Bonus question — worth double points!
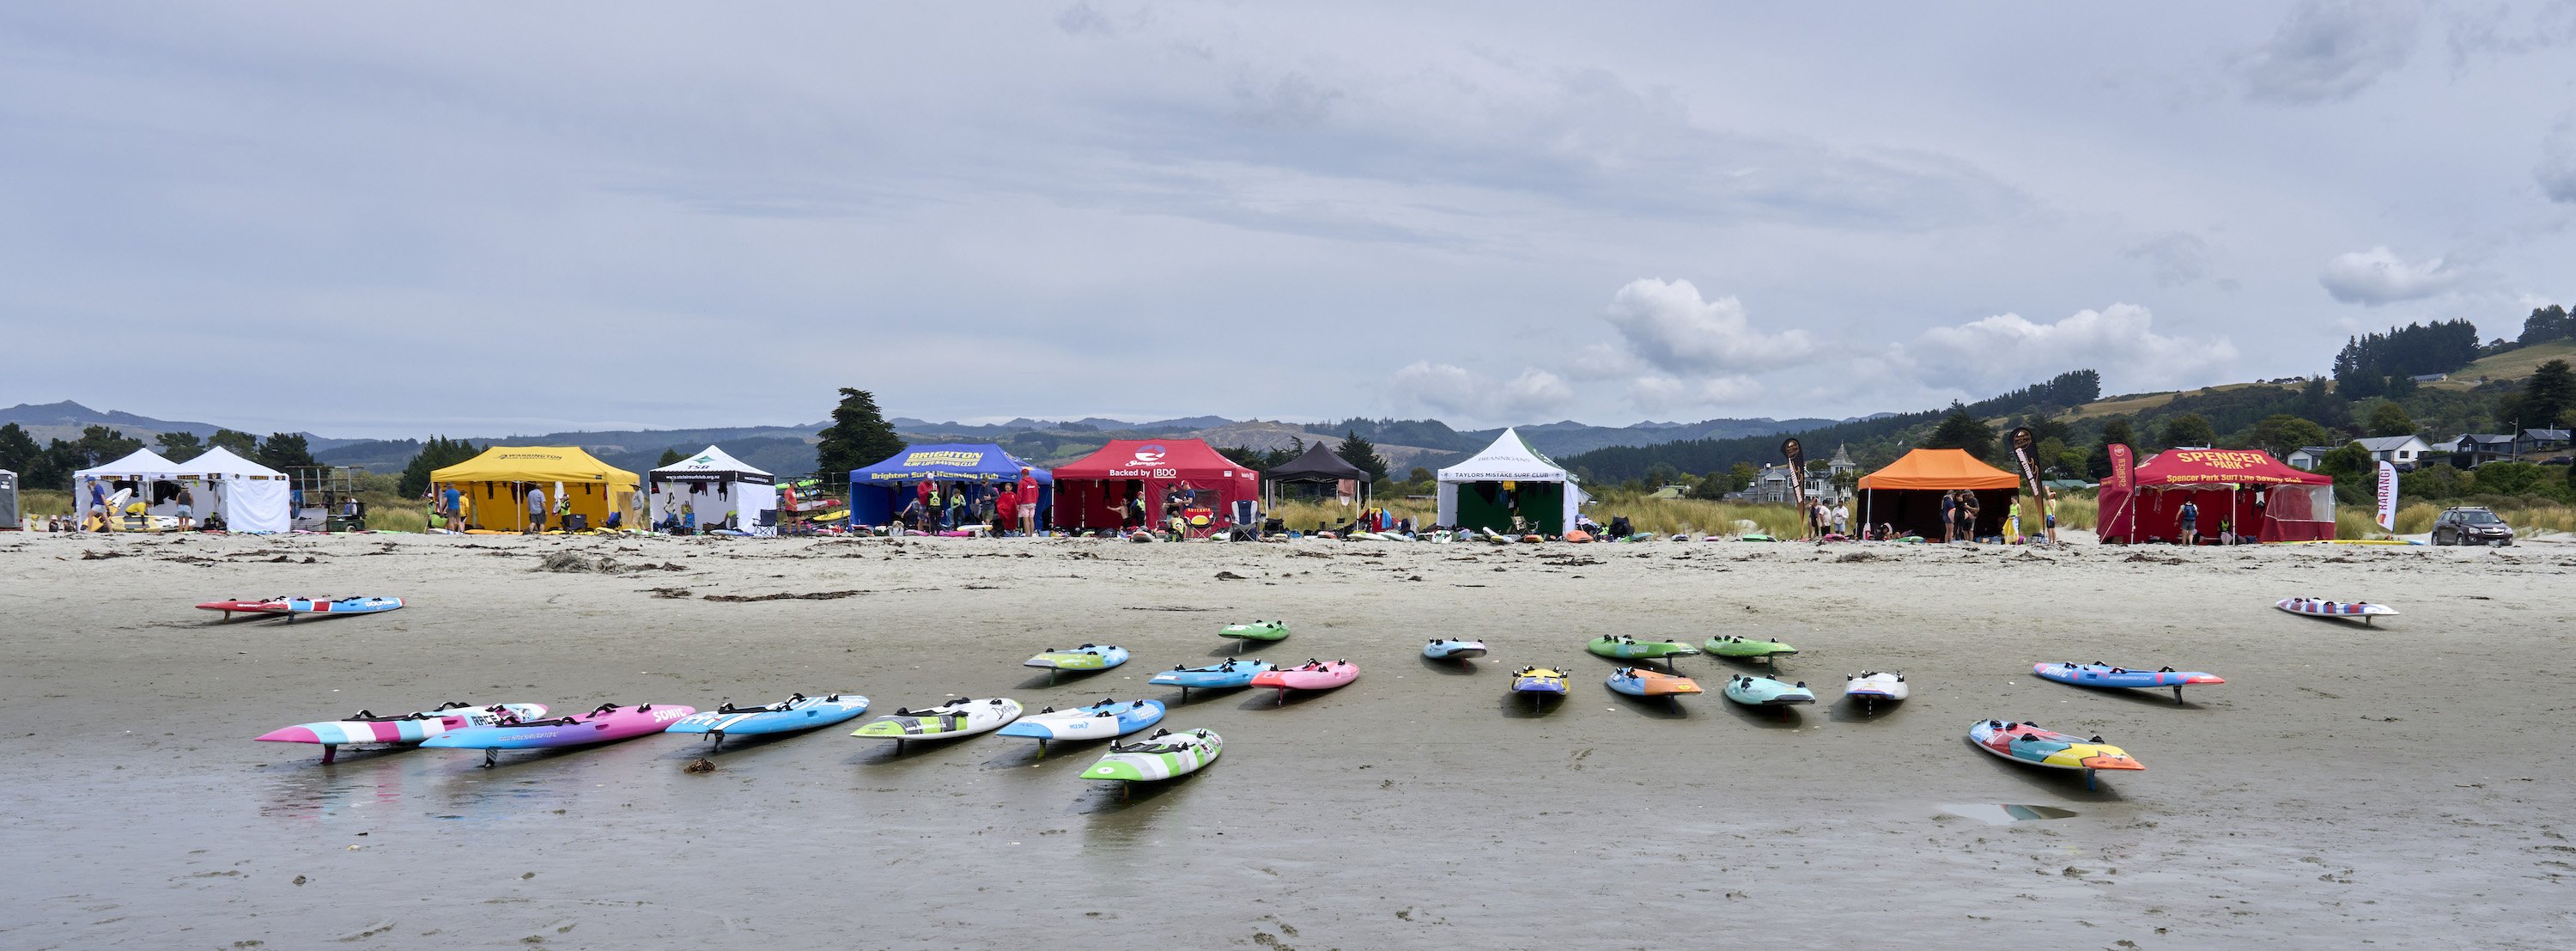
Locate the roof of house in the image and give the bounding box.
[2524,428,2571,441]
[2291,445,2337,457]
[2459,433,2518,446]
[2351,436,2427,452]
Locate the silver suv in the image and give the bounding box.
[2431,507,2512,546]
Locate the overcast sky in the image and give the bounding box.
[6,2,2573,437]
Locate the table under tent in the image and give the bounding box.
[848,443,1054,531]
[1855,448,2020,541]
[1436,427,1588,535]
[1262,442,1370,509]
[648,445,779,536]
[2097,449,2333,544]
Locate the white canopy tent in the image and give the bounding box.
[1435,427,1589,534]
[0,468,19,529]
[648,445,778,536]
[71,448,179,527]
[70,447,294,533]
[176,448,295,533]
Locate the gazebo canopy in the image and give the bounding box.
[1856,449,2020,491]
[1267,442,1369,482]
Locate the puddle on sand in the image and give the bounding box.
[1941,803,2079,825]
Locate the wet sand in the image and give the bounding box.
[1,531,2571,949]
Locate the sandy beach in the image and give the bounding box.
[2,530,2571,948]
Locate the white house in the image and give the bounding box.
[2351,435,2432,470]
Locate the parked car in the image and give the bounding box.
[2430,507,2513,546]
[2543,456,2573,466]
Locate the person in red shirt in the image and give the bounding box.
[1016,467,1042,534]
[994,482,1018,535]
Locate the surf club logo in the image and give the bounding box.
[1127,444,1169,466]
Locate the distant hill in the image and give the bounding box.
[0,400,363,451]
[2431,338,2576,391]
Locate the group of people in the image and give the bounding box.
[77,479,209,533]
[1801,497,1852,539]
[894,467,1044,535]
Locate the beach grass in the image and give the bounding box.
[21,489,70,516]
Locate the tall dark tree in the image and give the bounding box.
[1922,407,1995,460]
[208,429,259,456]
[2159,412,2216,449]
[2087,417,2137,478]
[657,447,689,467]
[2522,359,2574,431]
[1334,430,1389,483]
[0,424,45,485]
[2520,304,2570,345]
[257,432,316,470]
[816,388,906,476]
[155,430,205,458]
[399,436,483,497]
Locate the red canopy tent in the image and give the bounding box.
[1051,439,1261,532]
[2099,449,2334,544]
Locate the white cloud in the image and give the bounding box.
[1601,278,1818,375]
[2236,0,2421,104]
[1905,303,2237,394]
[2318,246,2469,304]
[2540,114,2576,204]
[1389,362,1574,422]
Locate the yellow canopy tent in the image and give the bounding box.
[431,446,639,532]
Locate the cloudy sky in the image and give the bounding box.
[5,2,2573,437]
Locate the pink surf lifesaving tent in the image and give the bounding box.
[1051,439,1260,531]
[2099,448,2334,544]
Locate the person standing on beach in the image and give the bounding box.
[1832,501,1849,537]
[1938,491,1958,543]
[1961,491,1982,542]
[2177,498,2198,546]
[175,485,194,532]
[440,485,462,531]
[994,481,1018,535]
[526,485,547,533]
[1017,466,1041,535]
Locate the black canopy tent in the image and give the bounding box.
[1263,442,1371,509]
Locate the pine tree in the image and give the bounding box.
[400,436,483,497]
[657,448,688,467]
[2087,418,2137,478]
[1334,430,1389,482]
[0,424,42,482]
[816,388,906,476]
[208,429,259,456]
[257,432,316,470]
[1923,408,1995,459]
[2524,359,2573,431]
[155,431,205,458]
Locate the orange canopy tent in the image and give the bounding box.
[1856,448,2020,540]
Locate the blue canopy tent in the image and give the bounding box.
[849,443,1054,529]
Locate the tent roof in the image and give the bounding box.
[431,446,639,487]
[1856,448,2020,491]
[1266,442,1370,482]
[73,448,181,479]
[1053,439,1256,481]
[652,444,772,483]
[853,442,1053,484]
[176,447,284,479]
[2133,448,2328,487]
[1438,428,1570,483]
